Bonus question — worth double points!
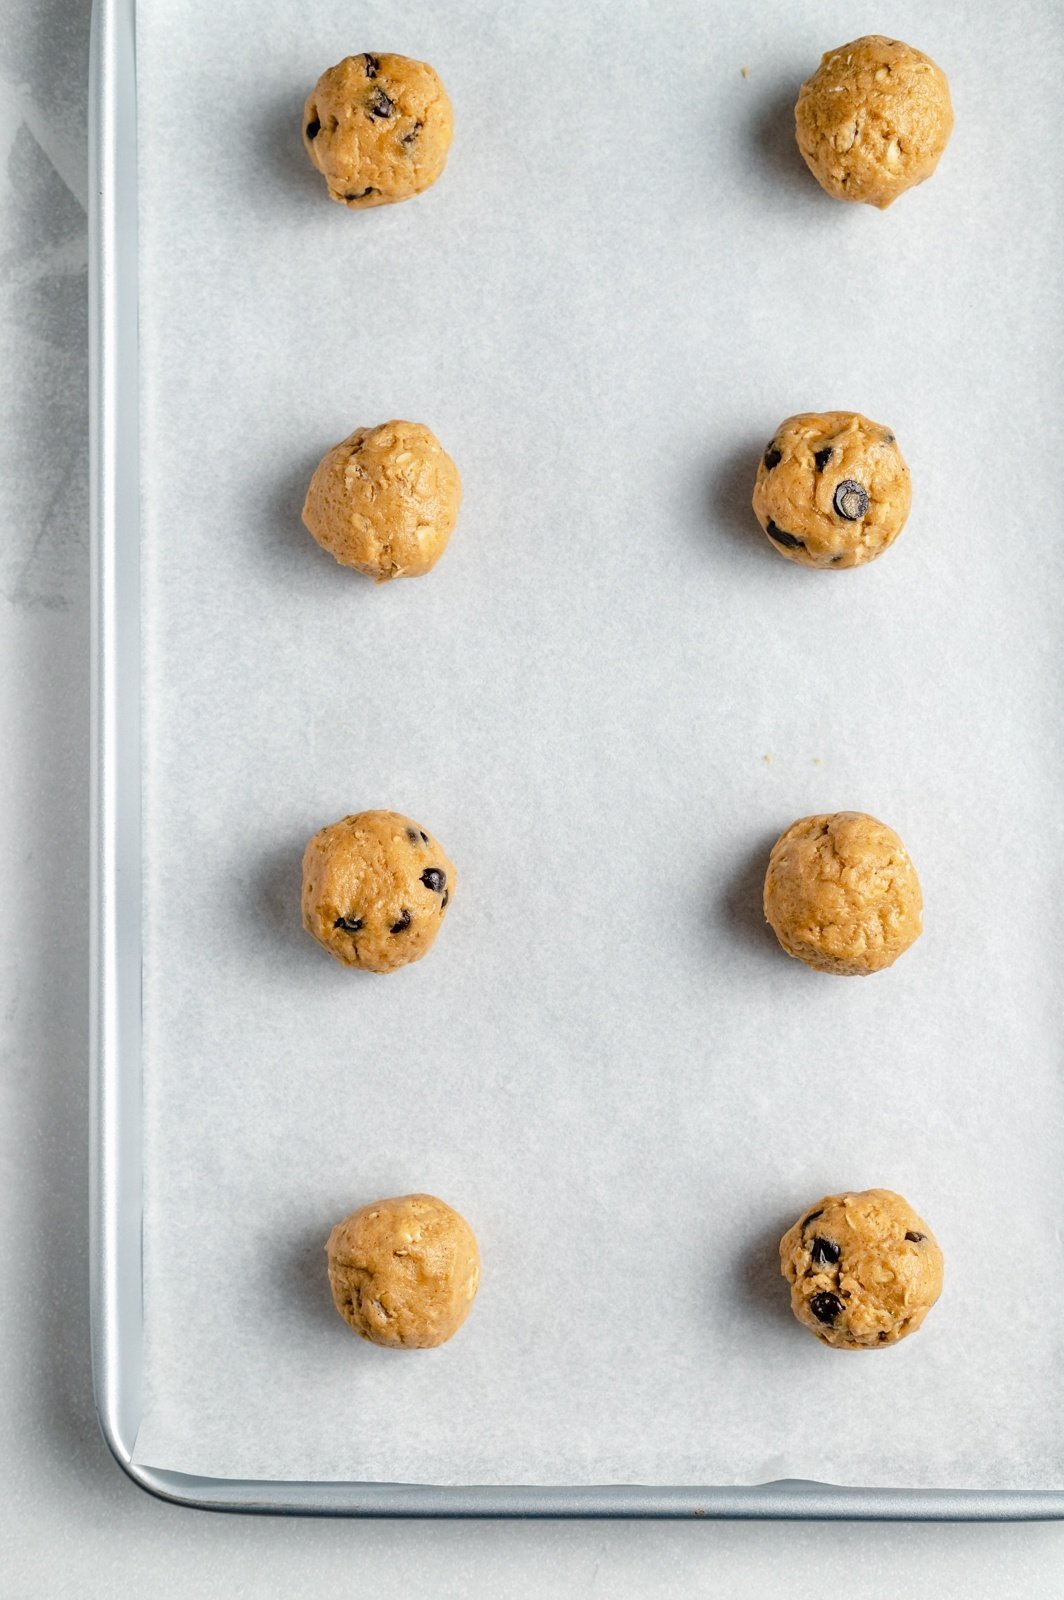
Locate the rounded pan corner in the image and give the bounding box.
[93,1422,185,1510]
[88,1384,276,1515]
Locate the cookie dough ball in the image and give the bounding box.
[764,812,922,975]
[752,412,911,569]
[303,53,453,208]
[780,1189,943,1348]
[302,421,461,581]
[302,810,455,974]
[327,1193,480,1348]
[795,37,953,209]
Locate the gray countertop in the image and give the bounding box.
[1,1,1061,1590]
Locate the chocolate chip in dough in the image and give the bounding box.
[766,519,806,550]
[833,480,869,521]
[810,1291,843,1325]
[368,87,395,119]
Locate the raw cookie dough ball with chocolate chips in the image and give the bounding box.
[780,1189,944,1348]
[326,1193,480,1348]
[795,36,953,209]
[303,52,453,208]
[301,810,455,974]
[752,412,910,568]
[764,812,922,975]
[302,420,461,581]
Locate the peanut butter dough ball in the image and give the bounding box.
[302,420,461,581]
[763,812,922,975]
[752,412,911,569]
[795,36,953,209]
[303,52,453,208]
[301,810,455,974]
[780,1189,943,1348]
[326,1193,480,1348]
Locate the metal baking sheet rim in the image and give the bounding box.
[86,0,1064,1520]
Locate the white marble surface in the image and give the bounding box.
[2,0,1063,1591]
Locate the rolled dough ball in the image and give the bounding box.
[303,52,453,208]
[302,420,461,581]
[326,1193,480,1348]
[301,810,455,974]
[780,1189,943,1348]
[763,811,922,975]
[752,412,911,569]
[795,36,953,209]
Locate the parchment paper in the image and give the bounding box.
[131,0,1064,1486]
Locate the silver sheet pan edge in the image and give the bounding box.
[87,0,1064,1519]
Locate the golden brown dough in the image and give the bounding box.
[327,1193,480,1348]
[763,812,922,975]
[302,420,461,582]
[301,810,455,974]
[795,36,953,209]
[752,412,910,569]
[780,1189,943,1348]
[303,53,453,208]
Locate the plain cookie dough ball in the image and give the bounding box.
[752,412,911,569]
[326,1193,480,1348]
[764,812,922,975]
[302,421,461,581]
[302,810,455,974]
[303,52,453,208]
[795,36,953,209]
[780,1189,943,1348]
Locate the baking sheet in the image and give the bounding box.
[130,0,1064,1488]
